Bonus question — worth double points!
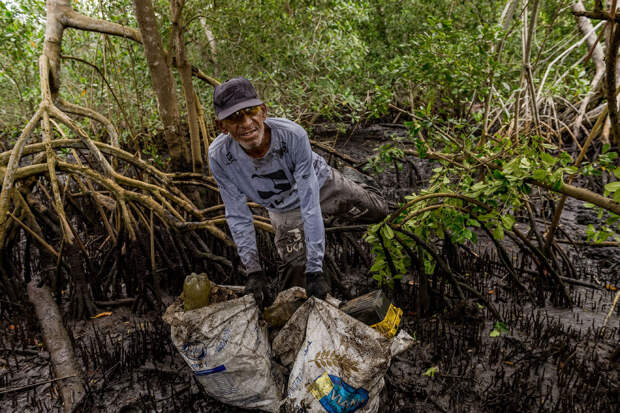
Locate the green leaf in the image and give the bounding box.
[370,258,385,273]
[380,225,394,240]
[501,215,515,230]
[532,169,547,181]
[541,152,556,167]
[494,321,509,332]
[493,170,505,180]
[604,181,620,195]
[519,157,531,169]
[492,225,504,240]
[614,167,620,179]
[424,366,439,377]
[489,329,500,337]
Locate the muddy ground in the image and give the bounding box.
[0,124,618,412]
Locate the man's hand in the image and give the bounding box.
[306,271,330,299]
[244,271,271,308]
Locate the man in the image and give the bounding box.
[209,77,387,308]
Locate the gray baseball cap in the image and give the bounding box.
[213,77,263,120]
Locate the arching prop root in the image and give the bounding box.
[0,53,274,318]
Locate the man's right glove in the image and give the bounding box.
[306,271,330,299]
[244,270,270,308]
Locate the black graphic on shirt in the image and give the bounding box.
[274,142,288,158]
[225,151,236,165]
[251,169,292,200]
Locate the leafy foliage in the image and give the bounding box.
[0,0,591,138]
[365,113,619,285]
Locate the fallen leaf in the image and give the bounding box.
[488,289,495,295]
[606,284,617,291]
[424,366,439,377]
[504,361,514,366]
[91,312,112,319]
[8,325,15,331]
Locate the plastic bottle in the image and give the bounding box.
[183,272,211,311]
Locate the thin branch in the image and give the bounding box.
[391,226,465,300]
[0,375,77,396]
[572,10,620,23]
[7,211,59,258]
[63,9,142,42]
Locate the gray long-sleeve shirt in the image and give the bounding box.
[208,118,331,274]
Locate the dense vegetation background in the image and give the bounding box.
[0,0,589,137]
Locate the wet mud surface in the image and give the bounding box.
[1,124,618,412]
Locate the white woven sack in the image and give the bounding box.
[272,297,414,413]
[163,294,284,412]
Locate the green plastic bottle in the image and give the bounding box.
[183,273,211,311]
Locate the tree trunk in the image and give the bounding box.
[572,0,606,138]
[200,17,219,77]
[132,0,190,171]
[607,3,620,144]
[171,0,203,172]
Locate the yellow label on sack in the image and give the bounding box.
[370,303,402,338]
[310,372,334,400]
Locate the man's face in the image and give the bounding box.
[219,104,268,153]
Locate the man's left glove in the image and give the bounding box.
[306,271,330,299]
[244,270,271,309]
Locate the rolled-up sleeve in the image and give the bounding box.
[209,156,261,274]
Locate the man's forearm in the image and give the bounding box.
[228,217,261,274]
[297,173,325,273]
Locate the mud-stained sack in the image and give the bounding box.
[272,297,414,413]
[163,294,284,412]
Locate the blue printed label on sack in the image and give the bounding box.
[180,341,207,360]
[310,373,369,413]
[194,365,226,376]
[215,328,231,352]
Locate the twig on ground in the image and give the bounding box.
[0,374,76,396]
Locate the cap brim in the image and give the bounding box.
[217,99,263,120]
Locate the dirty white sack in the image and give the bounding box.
[273,297,414,412]
[163,294,284,412]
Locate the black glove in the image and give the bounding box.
[244,271,271,308]
[306,271,330,299]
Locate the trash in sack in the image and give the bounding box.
[163,282,285,412]
[272,297,415,413]
[264,287,307,328]
[265,288,401,339]
[339,290,402,338]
